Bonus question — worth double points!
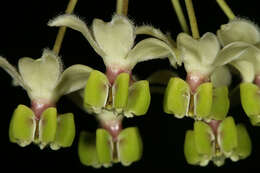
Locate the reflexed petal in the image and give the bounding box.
[214,41,260,75]
[18,49,62,100]
[48,14,105,57]
[9,105,36,147]
[127,38,177,68]
[163,77,190,118]
[0,57,29,90]
[230,60,255,83]
[54,64,92,101]
[135,25,181,66]
[217,18,260,46]
[135,25,170,43]
[117,127,143,166]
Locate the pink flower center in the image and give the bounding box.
[207,119,222,137]
[186,71,209,94]
[105,66,132,85]
[31,99,56,120]
[254,74,260,87]
[100,120,122,142]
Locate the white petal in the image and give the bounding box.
[92,15,134,60]
[214,42,260,71]
[0,57,29,90]
[217,18,260,46]
[48,14,105,57]
[177,32,220,74]
[210,66,232,87]
[135,25,170,43]
[126,38,177,68]
[18,49,62,100]
[135,25,182,66]
[53,64,92,101]
[230,60,255,83]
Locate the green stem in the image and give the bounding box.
[53,0,78,54]
[171,0,189,34]
[216,0,235,20]
[116,0,129,16]
[184,0,199,39]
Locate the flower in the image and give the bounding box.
[48,14,180,84]
[213,18,260,125]
[0,49,92,148]
[214,18,260,84]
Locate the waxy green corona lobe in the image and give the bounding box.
[164,77,229,121]
[1,0,260,169]
[9,105,75,149]
[78,127,142,167]
[84,70,151,117]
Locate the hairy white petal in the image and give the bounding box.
[135,25,170,43]
[217,18,260,46]
[0,57,29,90]
[214,42,260,77]
[53,64,92,101]
[18,49,61,100]
[48,14,106,57]
[177,32,220,74]
[126,38,176,68]
[92,15,134,60]
[230,60,255,83]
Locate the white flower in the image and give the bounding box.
[0,49,92,103]
[214,18,260,83]
[48,14,179,83]
[177,32,221,76]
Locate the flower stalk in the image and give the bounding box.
[216,0,235,20]
[184,0,199,39]
[53,0,78,54]
[116,0,129,16]
[171,0,189,34]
